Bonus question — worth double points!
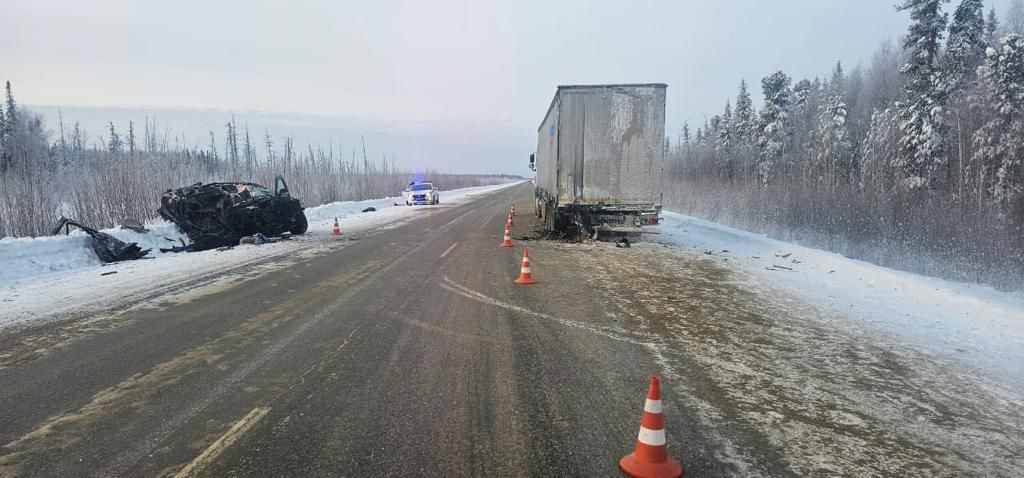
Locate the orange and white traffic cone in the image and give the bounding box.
[332,217,341,236]
[620,376,684,478]
[500,228,514,248]
[514,249,536,284]
[506,213,514,228]
[510,205,516,217]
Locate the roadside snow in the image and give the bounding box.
[656,211,1024,386]
[0,182,518,330]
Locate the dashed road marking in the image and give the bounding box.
[440,242,459,258]
[174,406,269,478]
[476,215,493,232]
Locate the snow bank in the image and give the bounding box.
[656,211,1024,385]
[0,221,188,284]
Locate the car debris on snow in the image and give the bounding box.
[51,217,151,263]
[120,218,149,233]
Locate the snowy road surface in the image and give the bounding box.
[0,183,1021,476]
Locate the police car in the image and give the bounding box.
[403,181,440,205]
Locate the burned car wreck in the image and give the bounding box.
[158,176,308,251]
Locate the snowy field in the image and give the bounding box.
[656,211,1024,388]
[0,182,518,330]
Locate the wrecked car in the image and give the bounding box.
[52,217,151,263]
[157,176,307,251]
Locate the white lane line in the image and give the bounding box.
[174,406,270,478]
[440,242,459,258]
[476,215,493,232]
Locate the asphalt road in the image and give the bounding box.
[0,184,716,477]
[7,183,1019,477]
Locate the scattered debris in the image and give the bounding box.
[615,237,631,248]
[100,271,118,276]
[775,252,792,259]
[772,264,794,271]
[751,255,761,259]
[157,176,307,251]
[51,217,151,263]
[159,238,192,254]
[361,207,377,213]
[120,218,149,233]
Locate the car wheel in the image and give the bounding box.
[290,212,308,235]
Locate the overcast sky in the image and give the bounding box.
[2,0,1013,175]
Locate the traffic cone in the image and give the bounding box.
[514,249,537,284]
[620,376,684,478]
[506,213,514,228]
[332,217,341,236]
[500,228,514,248]
[511,205,516,216]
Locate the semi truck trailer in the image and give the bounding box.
[530,83,667,240]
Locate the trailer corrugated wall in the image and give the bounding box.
[535,95,560,201]
[557,84,666,206]
[535,84,666,209]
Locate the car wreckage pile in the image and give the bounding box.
[54,176,308,264]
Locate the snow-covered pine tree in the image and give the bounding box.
[862,108,902,192]
[896,0,950,190]
[718,101,733,180]
[817,83,855,186]
[791,78,819,178]
[945,0,986,92]
[986,7,1001,46]
[972,34,1024,212]
[733,80,756,178]
[107,122,122,155]
[757,71,792,187]
[944,0,986,194]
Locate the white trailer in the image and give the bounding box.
[530,84,667,239]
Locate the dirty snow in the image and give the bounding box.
[0,182,518,330]
[656,211,1024,388]
[562,239,1024,476]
